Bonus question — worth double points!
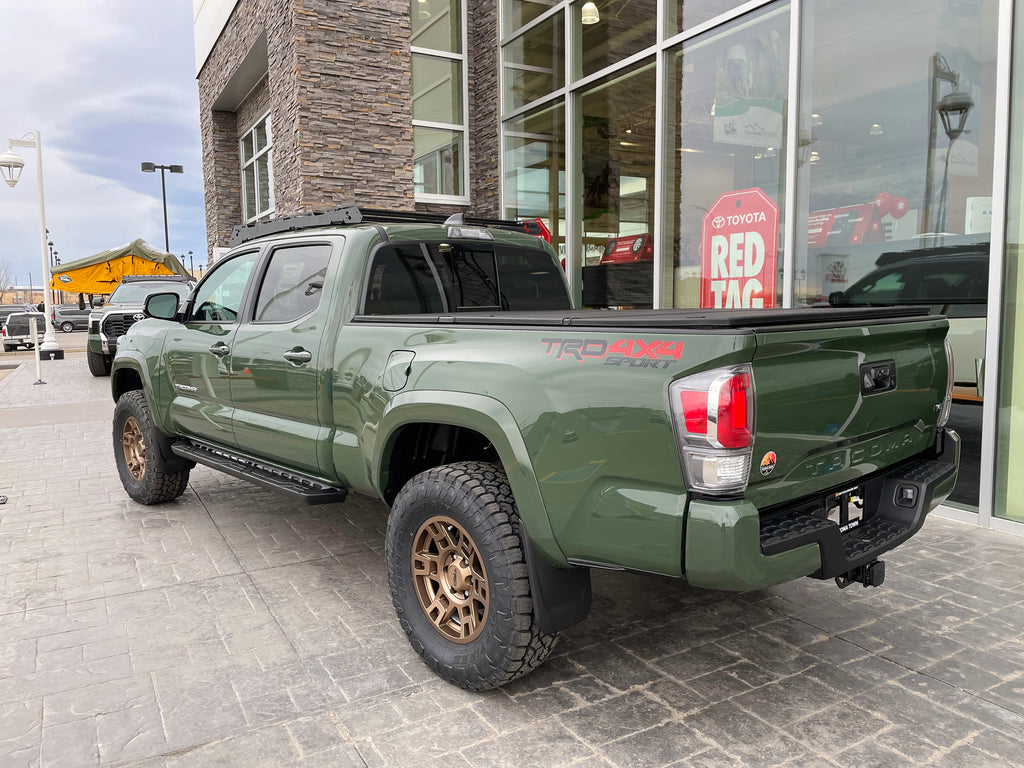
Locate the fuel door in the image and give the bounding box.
[383,350,416,392]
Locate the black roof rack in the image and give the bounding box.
[874,241,989,267]
[121,274,192,283]
[228,206,546,247]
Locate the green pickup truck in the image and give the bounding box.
[110,207,959,690]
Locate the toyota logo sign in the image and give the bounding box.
[132,313,145,321]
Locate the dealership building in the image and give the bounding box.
[193,0,1023,532]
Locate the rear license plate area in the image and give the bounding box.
[826,486,864,534]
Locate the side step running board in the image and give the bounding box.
[171,440,348,505]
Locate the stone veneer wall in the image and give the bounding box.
[199,0,498,251]
[291,0,415,214]
[198,0,300,254]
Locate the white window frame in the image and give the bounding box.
[412,1,471,205]
[240,110,275,223]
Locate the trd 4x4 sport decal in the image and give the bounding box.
[541,337,683,368]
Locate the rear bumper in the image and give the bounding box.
[683,429,960,591]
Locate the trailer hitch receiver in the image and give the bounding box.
[835,559,885,589]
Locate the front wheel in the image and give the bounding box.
[386,461,557,690]
[87,348,111,376]
[112,390,190,504]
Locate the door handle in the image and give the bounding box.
[283,350,312,364]
[209,343,230,357]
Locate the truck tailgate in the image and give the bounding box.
[745,314,949,510]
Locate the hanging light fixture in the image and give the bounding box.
[581,1,600,25]
[936,90,974,141]
[869,122,884,136]
[0,150,25,188]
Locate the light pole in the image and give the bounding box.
[140,162,183,252]
[0,132,59,353]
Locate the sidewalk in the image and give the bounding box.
[1,358,1023,767]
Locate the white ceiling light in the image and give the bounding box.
[581,2,600,25]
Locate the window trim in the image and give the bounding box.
[240,110,275,224]
[412,1,471,205]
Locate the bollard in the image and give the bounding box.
[29,316,45,385]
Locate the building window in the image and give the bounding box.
[412,0,469,202]
[240,113,274,223]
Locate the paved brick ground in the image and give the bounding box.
[1,358,1023,767]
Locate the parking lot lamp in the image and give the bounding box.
[0,132,59,352]
[141,162,184,252]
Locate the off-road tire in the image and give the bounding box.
[112,390,190,504]
[60,321,74,333]
[386,461,558,690]
[2,344,12,352]
[87,348,111,377]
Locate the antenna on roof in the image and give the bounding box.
[444,213,465,226]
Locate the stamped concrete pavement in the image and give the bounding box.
[1,356,1023,767]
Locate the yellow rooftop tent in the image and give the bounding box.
[48,238,190,294]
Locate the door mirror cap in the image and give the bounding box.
[144,292,181,321]
[828,291,844,306]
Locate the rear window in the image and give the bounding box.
[362,242,569,314]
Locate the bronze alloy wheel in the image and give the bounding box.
[411,515,489,643]
[121,415,147,482]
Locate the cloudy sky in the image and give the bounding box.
[0,0,205,292]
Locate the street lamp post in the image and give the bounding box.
[140,162,183,252]
[0,131,59,354]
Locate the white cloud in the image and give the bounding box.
[0,0,206,290]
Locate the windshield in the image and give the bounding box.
[108,282,191,303]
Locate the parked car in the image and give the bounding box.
[829,245,988,388]
[2,311,46,351]
[109,205,958,691]
[87,275,194,376]
[51,305,92,333]
[0,303,36,327]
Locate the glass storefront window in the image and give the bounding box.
[576,0,657,79]
[411,0,461,53]
[796,0,997,509]
[664,4,789,309]
[504,103,566,256]
[505,0,558,34]
[665,0,754,39]
[579,62,657,308]
[996,1,1024,524]
[503,13,565,112]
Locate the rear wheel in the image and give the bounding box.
[60,321,74,333]
[87,348,111,376]
[386,461,557,690]
[113,390,190,504]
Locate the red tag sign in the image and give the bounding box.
[700,188,780,309]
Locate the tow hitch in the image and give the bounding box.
[835,559,885,589]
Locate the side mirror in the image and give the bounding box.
[145,292,181,320]
[828,291,844,306]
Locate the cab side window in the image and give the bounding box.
[363,246,444,314]
[254,243,332,323]
[190,251,259,322]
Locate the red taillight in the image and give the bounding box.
[520,218,552,243]
[717,373,752,449]
[680,391,708,434]
[669,365,756,494]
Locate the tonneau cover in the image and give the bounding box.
[353,306,935,331]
